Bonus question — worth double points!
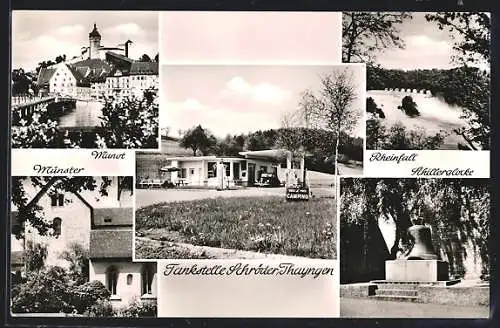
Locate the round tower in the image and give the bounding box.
[88,23,101,59]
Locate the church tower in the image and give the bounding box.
[88,23,101,59]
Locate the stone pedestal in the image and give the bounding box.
[386,260,449,282]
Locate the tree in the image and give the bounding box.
[95,88,159,148]
[340,178,489,280]
[11,176,112,239]
[72,280,111,314]
[139,54,152,62]
[425,12,490,66]
[179,125,217,156]
[59,242,89,285]
[342,12,412,63]
[366,120,445,150]
[425,13,490,150]
[154,53,159,62]
[55,54,67,63]
[298,68,360,183]
[11,266,73,313]
[24,240,47,272]
[366,97,385,118]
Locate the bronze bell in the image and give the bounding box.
[405,224,440,260]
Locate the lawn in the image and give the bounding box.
[135,196,336,259]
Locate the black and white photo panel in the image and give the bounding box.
[11,11,160,149]
[134,63,366,260]
[342,12,490,151]
[10,176,157,317]
[339,177,489,318]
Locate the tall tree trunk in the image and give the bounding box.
[334,136,339,196]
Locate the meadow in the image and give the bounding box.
[135,196,336,259]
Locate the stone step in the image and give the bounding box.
[372,294,421,303]
[376,289,419,297]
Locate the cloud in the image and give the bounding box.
[219,76,291,105]
[182,98,205,110]
[56,25,84,36]
[103,23,144,37]
[377,34,455,70]
[406,35,452,55]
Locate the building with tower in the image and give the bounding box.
[88,23,102,60]
[37,23,158,101]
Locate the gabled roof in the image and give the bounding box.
[89,230,132,259]
[69,59,112,83]
[130,61,159,76]
[93,207,133,227]
[37,67,57,86]
[106,51,134,64]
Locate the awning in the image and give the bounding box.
[160,166,181,172]
[238,149,292,161]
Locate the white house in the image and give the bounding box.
[10,176,157,308]
[37,63,78,96]
[146,149,305,188]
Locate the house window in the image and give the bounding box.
[52,217,62,237]
[106,266,119,295]
[233,163,240,179]
[142,263,155,295]
[207,162,217,178]
[224,162,231,177]
[50,193,64,207]
[127,274,133,285]
[179,168,187,179]
[189,168,195,175]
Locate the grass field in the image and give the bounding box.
[135,196,336,259]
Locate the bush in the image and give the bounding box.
[11,266,73,313]
[366,97,386,119]
[119,298,157,317]
[71,280,111,314]
[85,299,116,317]
[366,120,445,150]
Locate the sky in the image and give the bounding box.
[12,11,158,71]
[374,12,489,71]
[160,11,342,64]
[162,64,365,139]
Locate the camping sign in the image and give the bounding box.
[285,186,310,201]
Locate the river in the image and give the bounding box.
[368,90,468,150]
[58,100,104,128]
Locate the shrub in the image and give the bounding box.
[119,298,157,317]
[366,97,386,119]
[85,299,115,317]
[11,266,73,313]
[366,120,445,150]
[71,280,111,314]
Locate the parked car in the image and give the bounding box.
[256,173,281,187]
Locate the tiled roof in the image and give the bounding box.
[130,61,159,76]
[70,59,112,83]
[89,230,132,259]
[106,51,134,64]
[37,67,57,86]
[93,207,133,227]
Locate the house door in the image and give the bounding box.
[248,163,256,186]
